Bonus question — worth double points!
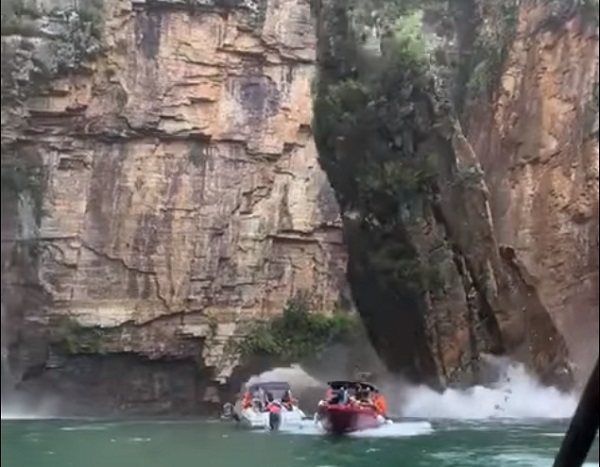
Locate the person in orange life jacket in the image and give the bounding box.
[242,391,253,409]
[373,390,388,417]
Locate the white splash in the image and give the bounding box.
[1,407,55,420]
[247,365,322,388]
[1,395,60,420]
[251,358,579,421]
[400,359,578,420]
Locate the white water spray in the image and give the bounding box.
[252,356,578,422]
[247,365,323,389]
[400,358,578,420]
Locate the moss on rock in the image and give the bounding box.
[1,163,47,224]
[49,317,106,355]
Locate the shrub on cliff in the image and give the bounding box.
[50,0,104,74]
[238,292,355,363]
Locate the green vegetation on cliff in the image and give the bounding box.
[466,0,519,99]
[50,317,106,354]
[1,164,47,224]
[1,0,41,36]
[1,0,104,77]
[238,293,355,363]
[1,1,105,225]
[310,0,449,379]
[312,0,438,296]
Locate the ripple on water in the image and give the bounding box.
[60,425,108,432]
[127,437,151,443]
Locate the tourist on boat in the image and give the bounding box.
[282,389,296,411]
[252,387,264,411]
[356,386,370,402]
[327,388,341,405]
[373,390,388,417]
[265,392,282,413]
[330,386,350,405]
[242,391,253,409]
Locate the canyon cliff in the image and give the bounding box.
[1,0,597,415]
[466,0,599,383]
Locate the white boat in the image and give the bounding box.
[238,404,306,429]
[223,381,307,430]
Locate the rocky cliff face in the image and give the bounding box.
[466,0,599,384]
[1,0,349,415]
[1,0,597,415]
[311,0,580,390]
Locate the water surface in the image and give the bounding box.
[2,417,598,467]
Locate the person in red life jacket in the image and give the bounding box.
[264,392,281,413]
[266,400,282,413]
[263,392,282,430]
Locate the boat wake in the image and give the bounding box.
[275,419,433,438]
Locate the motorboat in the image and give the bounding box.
[315,380,390,435]
[223,381,306,430]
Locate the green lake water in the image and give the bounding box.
[2,417,598,467]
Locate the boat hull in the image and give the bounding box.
[237,406,306,430]
[319,404,384,434]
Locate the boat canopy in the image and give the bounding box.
[247,381,291,393]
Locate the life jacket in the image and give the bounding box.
[266,402,282,413]
[242,391,252,409]
[374,394,387,416]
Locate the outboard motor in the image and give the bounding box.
[221,402,240,422]
[221,402,234,420]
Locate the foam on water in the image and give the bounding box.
[490,453,599,467]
